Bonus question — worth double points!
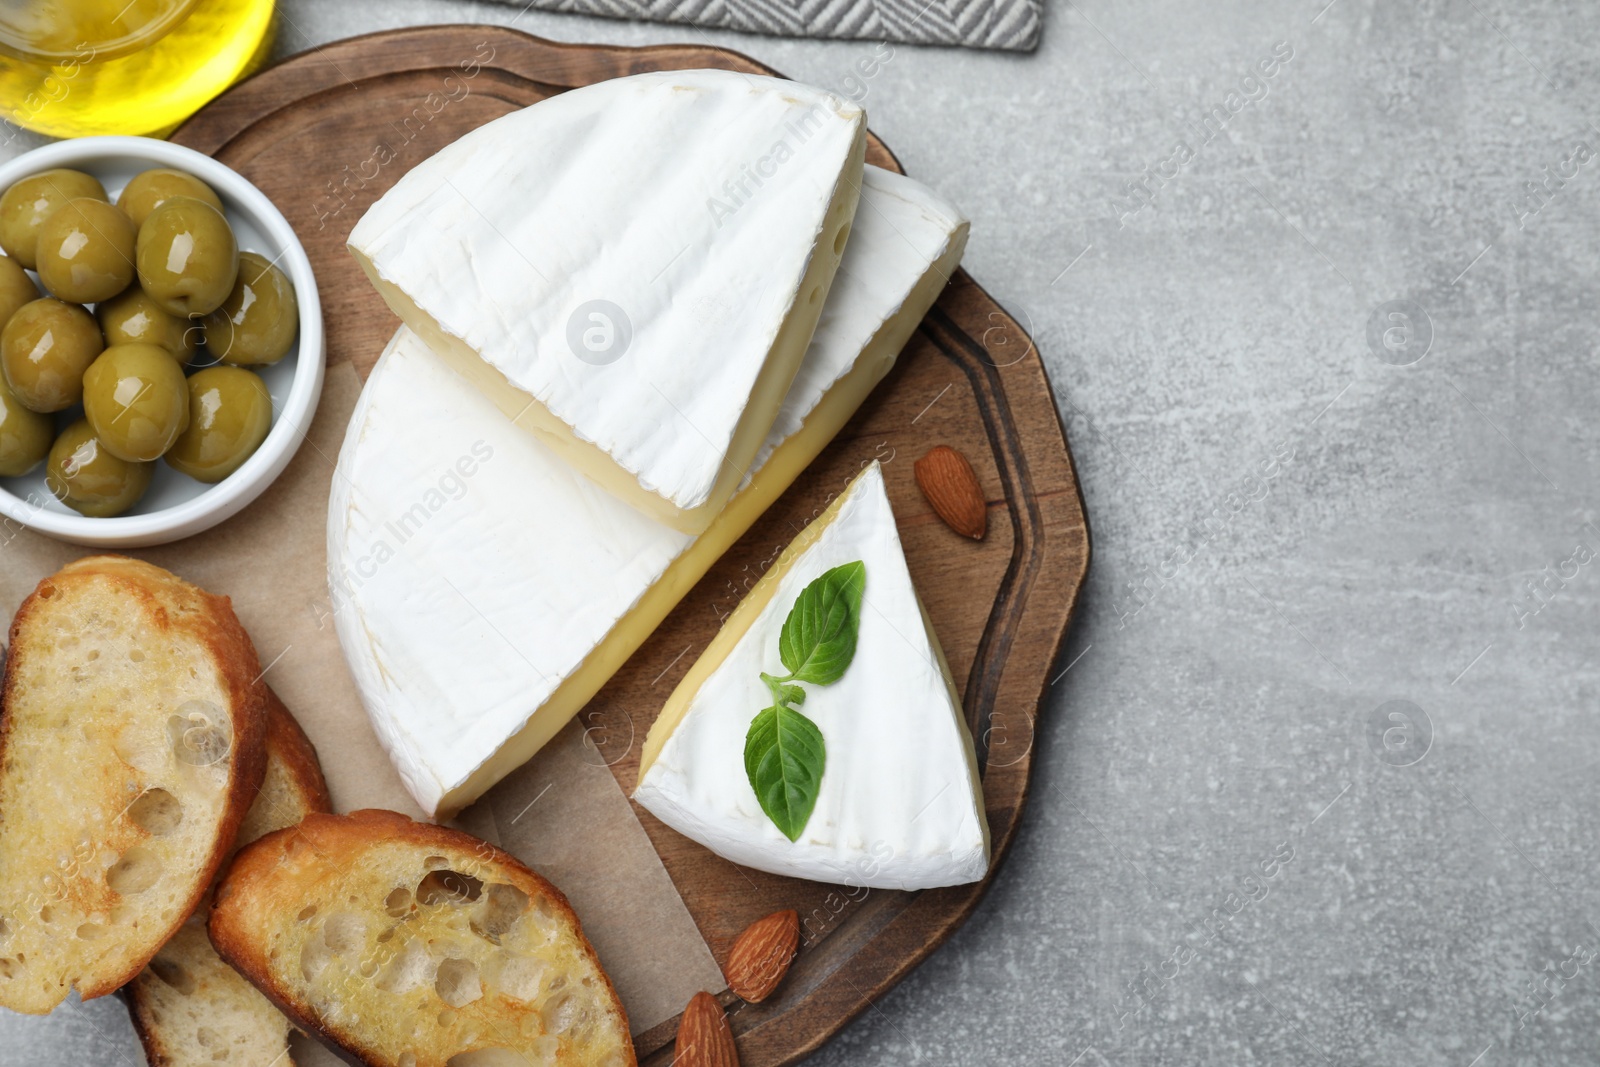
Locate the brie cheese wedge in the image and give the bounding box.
[330,166,967,819]
[634,461,990,890]
[348,69,868,534]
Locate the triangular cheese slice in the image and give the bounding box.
[349,69,867,534]
[330,167,966,819]
[634,461,990,890]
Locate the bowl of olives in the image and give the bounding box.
[0,136,322,547]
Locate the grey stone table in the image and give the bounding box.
[4,1,1599,1064]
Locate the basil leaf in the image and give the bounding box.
[746,561,865,840]
[744,704,826,842]
[778,560,866,687]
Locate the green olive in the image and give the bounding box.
[116,169,223,229]
[203,251,298,366]
[0,374,52,477]
[0,169,107,269]
[0,254,39,331]
[96,286,199,363]
[0,298,103,412]
[136,196,238,317]
[82,343,190,463]
[165,366,271,483]
[35,198,137,304]
[45,419,153,517]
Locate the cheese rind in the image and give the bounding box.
[349,69,867,533]
[752,167,972,472]
[633,462,990,890]
[330,167,966,818]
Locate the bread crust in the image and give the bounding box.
[209,809,636,1067]
[258,687,335,825]
[0,554,269,1009]
[125,687,331,1067]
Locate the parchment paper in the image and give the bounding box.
[0,362,722,1041]
[469,722,726,1033]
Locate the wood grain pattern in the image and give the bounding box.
[174,26,1089,1066]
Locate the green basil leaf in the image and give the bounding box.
[778,560,866,687]
[744,704,826,842]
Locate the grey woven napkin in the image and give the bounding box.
[497,0,1043,51]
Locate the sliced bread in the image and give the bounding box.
[0,555,268,1013]
[127,687,332,1067]
[210,809,635,1067]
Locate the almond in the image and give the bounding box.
[677,990,740,1067]
[914,445,987,540]
[725,908,799,1002]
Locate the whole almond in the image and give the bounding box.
[914,445,987,540]
[725,909,799,1002]
[678,990,740,1067]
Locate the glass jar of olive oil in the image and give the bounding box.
[0,0,276,139]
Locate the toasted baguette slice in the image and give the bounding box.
[0,555,268,1013]
[210,809,635,1067]
[127,688,332,1067]
[234,691,334,850]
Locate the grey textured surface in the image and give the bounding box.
[4,0,1600,1064]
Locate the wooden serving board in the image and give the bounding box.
[174,26,1089,1065]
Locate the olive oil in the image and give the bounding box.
[0,0,275,139]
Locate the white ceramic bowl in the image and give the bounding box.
[0,136,323,548]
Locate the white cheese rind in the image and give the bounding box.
[327,330,691,815]
[348,69,866,530]
[330,167,966,818]
[632,462,990,891]
[751,166,967,474]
